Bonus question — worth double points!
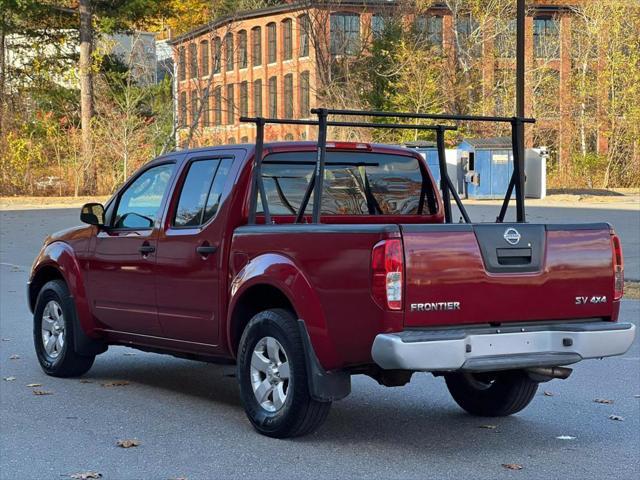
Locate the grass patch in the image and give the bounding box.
[624,282,640,300]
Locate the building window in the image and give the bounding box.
[268,76,277,117]
[190,91,198,126]
[179,91,187,126]
[214,86,222,125]
[241,136,249,143]
[226,84,234,124]
[202,87,210,126]
[188,43,198,78]
[252,27,262,66]
[299,71,310,118]
[298,15,309,57]
[240,81,248,117]
[372,15,386,39]
[534,17,560,59]
[238,30,248,69]
[200,40,209,76]
[228,137,236,144]
[457,14,481,58]
[178,46,186,81]
[253,79,262,117]
[282,19,293,60]
[415,15,443,50]
[213,37,221,73]
[267,22,277,63]
[283,74,293,118]
[225,33,234,72]
[284,133,294,141]
[330,13,360,55]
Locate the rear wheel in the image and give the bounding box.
[237,308,332,438]
[33,280,95,377]
[445,370,538,417]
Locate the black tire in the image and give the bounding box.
[237,308,332,438]
[445,370,538,417]
[33,279,95,377]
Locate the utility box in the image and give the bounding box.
[458,137,514,199]
[404,141,460,194]
[525,147,548,199]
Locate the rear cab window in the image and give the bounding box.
[257,151,438,216]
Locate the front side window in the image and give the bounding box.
[258,152,436,216]
[267,23,277,63]
[173,158,233,227]
[252,27,262,66]
[298,15,309,57]
[330,13,360,55]
[282,19,292,60]
[114,164,174,229]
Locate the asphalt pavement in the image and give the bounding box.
[0,206,639,480]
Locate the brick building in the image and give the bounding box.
[170,0,598,162]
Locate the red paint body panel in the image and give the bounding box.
[29,141,621,373]
[402,228,618,328]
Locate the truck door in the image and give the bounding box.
[89,162,176,336]
[154,153,237,346]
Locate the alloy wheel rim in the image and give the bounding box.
[250,336,290,412]
[41,300,65,359]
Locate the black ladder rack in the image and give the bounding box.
[240,109,535,225]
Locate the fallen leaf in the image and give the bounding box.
[168,477,188,480]
[543,391,554,396]
[9,354,20,360]
[79,379,93,384]
[123,352,136,356]
[102,381,130,387]
[1,338,10,341]
[117,439,141,448]
[32,389,53,396]
[3,376,16,381]
[502,463,523,470]
[594,398,614,404]
[556,435,576,440]
[26,383,42,387]
[479,424,497,429]
[608,415,624,421]
[70,472,102,479]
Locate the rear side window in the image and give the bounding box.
[173,158,233,227]
[258,151,437,215]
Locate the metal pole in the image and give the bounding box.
[515,0,526,222]
[248,118,270,225]
[312,108,328,224]
[435,126,452,223]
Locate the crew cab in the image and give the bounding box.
[29,140,635,438]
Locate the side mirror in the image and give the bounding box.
[80,203,105,226]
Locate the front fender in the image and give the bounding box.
[30,241,98,338]
[228,252,341,370]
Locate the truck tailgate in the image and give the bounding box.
[401,223,617,327]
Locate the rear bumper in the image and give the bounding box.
[371,321,636,372]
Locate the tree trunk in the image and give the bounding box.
[79,0,95,193]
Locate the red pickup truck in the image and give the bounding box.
[29,140,635,438]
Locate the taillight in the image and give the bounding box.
[326,142,372,150]
[371,239,404,310]
[612,234,624,300]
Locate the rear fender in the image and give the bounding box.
[228,252,340,370]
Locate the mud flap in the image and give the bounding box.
[297,320,351,402]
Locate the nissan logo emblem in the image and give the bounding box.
[504,228,521,245]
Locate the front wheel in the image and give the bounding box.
[445,370,538,417]
[237,308,331,438]
[33,280,95,377]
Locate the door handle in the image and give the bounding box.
[196,244,217,257]
[138,244,155,255]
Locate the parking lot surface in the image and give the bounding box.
[1,207,638,480]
